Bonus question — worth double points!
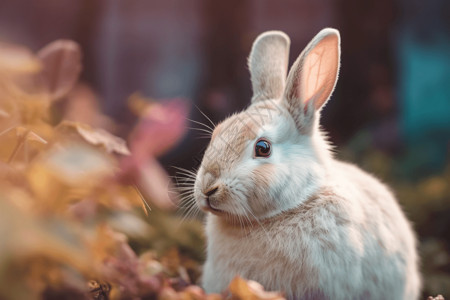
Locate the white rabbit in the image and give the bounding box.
[193,28,421,300]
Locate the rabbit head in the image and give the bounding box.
[194,29,340,220]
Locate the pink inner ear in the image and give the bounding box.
[301,35,339,110]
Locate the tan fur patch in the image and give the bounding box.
[211,123,223,141]
[252,164,274,186]
[203,161,221,179]
[253,101,278,111]
[204,114,261,176]
[239,118,259,140]
[247,164,277,215]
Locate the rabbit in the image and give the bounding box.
[193,28,421,300]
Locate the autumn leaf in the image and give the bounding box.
[36,40,82,100]
[87,225,161,299]
[56,120,130,155]
[0,126,47,164]
[88,280,111,300]
[26,142,116,210]
[227,277,285,300]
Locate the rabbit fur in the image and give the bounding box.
[193,28,421,300]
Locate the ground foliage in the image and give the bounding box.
[0,39,447,300]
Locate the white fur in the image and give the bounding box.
[248,31,290,102]
[194,28,421,300]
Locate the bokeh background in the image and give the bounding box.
[0,0,449,298]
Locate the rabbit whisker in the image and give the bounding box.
[194,104,216,129]
[188,119,214,133]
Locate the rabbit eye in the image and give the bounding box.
[254,139,271,158]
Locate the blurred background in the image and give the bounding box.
[0,0,449,298]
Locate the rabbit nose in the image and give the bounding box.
[205,186,219,197]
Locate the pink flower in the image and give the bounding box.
[120,98,189,210]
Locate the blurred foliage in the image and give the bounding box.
[0,39,286,300]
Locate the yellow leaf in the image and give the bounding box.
[26,142,116,209]
[18,99,52,126]
[15,126,47,144]
[123,184,150,213]
[128,92,156,117]
[0,126,47,164]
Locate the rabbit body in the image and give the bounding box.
[194,29,421,300]
[202,159,420,299]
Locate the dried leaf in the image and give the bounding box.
[37,40,82,100]
[228,277,285,300]
[26,143,115,208]
[15,126,47,143]
[0,126,47,164]
[88,225,161,299]
[56,121,130,155]
[75,124,130,155]
[41,143,113,184]
[88,280,111,300]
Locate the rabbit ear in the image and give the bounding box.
[248,31,290,103]
[283,28,340,134]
